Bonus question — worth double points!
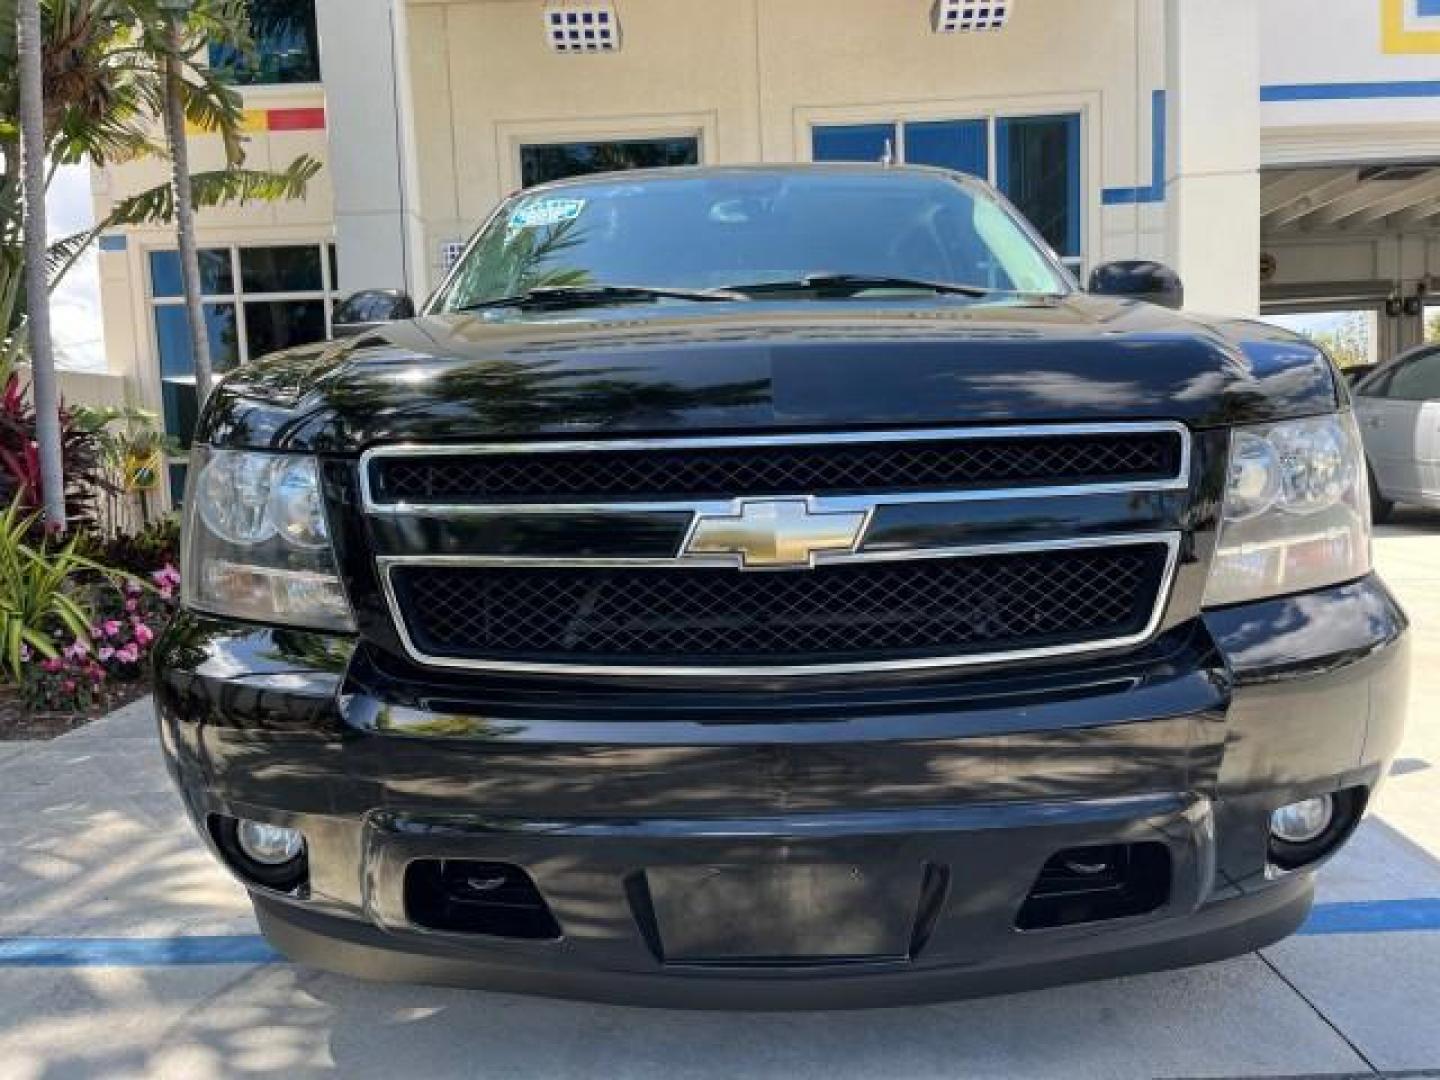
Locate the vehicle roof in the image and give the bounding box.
[521,162,995,196]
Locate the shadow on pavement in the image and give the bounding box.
[1375,505,1440,537]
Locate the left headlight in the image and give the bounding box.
[182,447,356,632]
[1203,412,1371,608]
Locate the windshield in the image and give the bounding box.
[431,169,1070,312]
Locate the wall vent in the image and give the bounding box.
[932,0,1013,33]
[439,240,466,272]
[544,1,620,53]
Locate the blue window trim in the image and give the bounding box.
[98,235,128,253]
[1419,0,1440,16]
[1101,89,1166,207]
[1261,80,1440,102]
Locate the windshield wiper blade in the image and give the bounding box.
[722,273,994,298]
[462,284,745,311]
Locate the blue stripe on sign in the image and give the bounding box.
[1297,898,1440,936]
[1262,80,1440,102]
[1,899,1438,968]
[0,935,277,967]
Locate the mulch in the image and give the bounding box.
[0,682,152,742]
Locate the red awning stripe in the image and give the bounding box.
[266,107,327,132]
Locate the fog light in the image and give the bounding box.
[235,820,304,866]
[1271,795,1335,845]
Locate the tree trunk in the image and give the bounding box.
[161,14,214,405]
[17,0,67,531]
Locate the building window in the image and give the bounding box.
[905,119,989,177]
[210,0,322,86]
[996,116,1081,264]
[520,137,700,188]
[149,243,338,449]
[811,124,896,166]
[813,112,1083,266]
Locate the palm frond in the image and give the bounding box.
[99,155,323,226]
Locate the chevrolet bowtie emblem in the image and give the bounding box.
[682,499,869,569]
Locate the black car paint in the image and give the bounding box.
[199,295,1339,453]
[157,223,1409,1006]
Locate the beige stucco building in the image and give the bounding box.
[88,0,1440,499]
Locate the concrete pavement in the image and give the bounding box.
[0,510,1437,1079]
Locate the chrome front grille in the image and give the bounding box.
[388,543,1171,670]
[366,428,1185,506]
[362,423,1189,677]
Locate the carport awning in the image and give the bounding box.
[1262,163,1440,235]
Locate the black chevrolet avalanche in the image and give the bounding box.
[156,165,1409,1008]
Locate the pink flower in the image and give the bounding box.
[133,623,155,647]
[125,598,138,614]
[61,679,77,694]
[158,585,174,601]
[41,657,63,674]
[90,625,102,639]
[102,620,122,638]
[116,643,140,664]
[64,640,89,662]
[98,646,114,662]
[153,564,181,590]
[19,643,30,662]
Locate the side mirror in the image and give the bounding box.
[332,289,416,338]
[1087,261,1184,310]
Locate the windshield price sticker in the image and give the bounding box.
[509,199,586,230]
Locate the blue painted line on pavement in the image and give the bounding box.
[1,899,1438,968]
[1296,898,1440,936]
[0,934,278,967]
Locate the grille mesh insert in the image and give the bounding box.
[388,544,1169,667]
[369,431,1182,505]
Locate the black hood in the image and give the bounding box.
[200,293,1340,453]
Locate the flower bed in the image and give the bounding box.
[17,564,178,718]
[0,369,185,739]
[0,516,181,741]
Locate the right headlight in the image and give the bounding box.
[1203,412,1372,608]
[182,446,356,632]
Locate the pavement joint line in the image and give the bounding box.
[1255,949,1379,1075]
[2,897,1440,968]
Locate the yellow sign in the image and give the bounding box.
[1382,0,1440,54]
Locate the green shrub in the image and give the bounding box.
[0,500,113,682]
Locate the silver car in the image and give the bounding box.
[1354,343,1440,521]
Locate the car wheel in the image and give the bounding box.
[1368,466,1394,524]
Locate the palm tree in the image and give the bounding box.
[0,0,322,366]
[0,0,321,526]
[157,0,212,401]
[15,0,66,527]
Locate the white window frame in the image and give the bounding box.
[495,113,716,194]
[145,241,340,372]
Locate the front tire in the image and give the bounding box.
[1368,465,1394,524]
